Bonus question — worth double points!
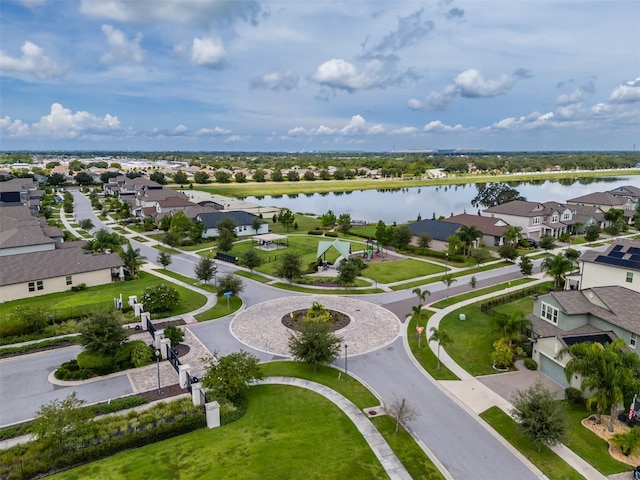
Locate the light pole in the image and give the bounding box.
[155,348,162,396]
[344,343,348,381]
[445,252,449,270]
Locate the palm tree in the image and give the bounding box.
[86,229,126,254]
[120,244,145,279]
[504,226,522,247]
[429,327,453,370]
[559,338,640,431]
[441,274,457,298]
[458,225,482,256]
[541,253,575,288]
[412,287,431,305]
[491,311,530,346]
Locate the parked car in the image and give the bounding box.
[519,238,539,248]
[634,465,640,480]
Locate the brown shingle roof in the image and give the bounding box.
[567,191,627,206]
[483,200,547,217]
[0,247,123,286]
[442,213,509,237]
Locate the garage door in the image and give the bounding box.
[539,354,569,388]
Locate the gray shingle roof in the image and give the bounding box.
[0,247,123,286]
[197,211,264,228]
[442,213,509,237]
[483,200,547,217]
[407,219,461,241]
[567,191,627,206]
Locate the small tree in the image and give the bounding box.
[241,249,263,272]
[385,396,420,434]
[78,310,128,356]
[120,243,144,279]
[584,224,600,242]
[278,209,295,232]
[519,255,533,276]
[498,244,518,261]
[164,325,185,348]
[417,232,432,251]
[337,213,352,234]
[392,224,412,250]
[511,382,568,452]
[336,257,366,288]
[157,251,172,268]
[195,255,217,284]
[141,283,180,313]
[539,235,556,252]
[469,276,477,289]
[441,274,457,298]
[276,251,303,283]
[173,170,188,186]
[78,218,94,231]
[202,351,263,403]
[216,273,244,297]
[611,428,640,457]
[251,216,263,235]
[217,228,236,252]
[471,247,491,266]
[32,392,91,451]
[288,321,343,373]
[429,327,453,370]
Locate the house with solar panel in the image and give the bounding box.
[527,240,640,387]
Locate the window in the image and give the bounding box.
[541,302,558,324]
[66,275,73,285]
[627,272,633,283]
[630,334,637,349]
[562,212,571,221]
[532,217,540,225]
[36,280,43,291]
[552,214,559,223]
[28,282,35,292]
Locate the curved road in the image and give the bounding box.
[0,191,546,479]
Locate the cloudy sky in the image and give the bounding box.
[1,0,639,152]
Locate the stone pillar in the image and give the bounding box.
[154,329,164,350]
[205,401,220,428]
[128,295,138,307]
[160,337,171,360]
[134,303,144,317]
[178,364,191,389]
[140,312,150,330]
[191,382,204,406]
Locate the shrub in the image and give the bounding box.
[77,351,116,374]
[55,360,94,380]
[611,428,640,456]
[325,231,338,237]
[564,387,583,405]
[523,358,538,370]
[164,325,185,348]
[308,230,323,235]
[130,342,153,368]
[141,283,180,313]
[71,283,87,292]
[491,338,513,369]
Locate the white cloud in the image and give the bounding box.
[311,57,416,92]
[608,77,640,103]
[340,115,367,135]
[225,135,242,143]
[454,69,515,98]
[0,41,64,79]
[80,0,262,27]
[556,81,594,106]
[250,70,299,91]
[31,103,121,138]
[19,0,47,9]
[423,120,464,132]
[100,25,144,65]
[190,37,228,69]
[0,116,30,137]
[195,127,231,136]
[489,111,555,131]
[390,126,417,135]
[423,85,458,110]
[173,124,189,134]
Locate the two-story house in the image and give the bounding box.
[567,191,636,224]
[481,200,573,240]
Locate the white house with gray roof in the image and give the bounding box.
[196,211,268,238]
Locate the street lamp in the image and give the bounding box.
[445,252,449,270]
[155,348,162,396]
[344,343,348,381]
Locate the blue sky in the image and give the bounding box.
[1,0,639,152]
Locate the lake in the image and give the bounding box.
[241,176,639,223]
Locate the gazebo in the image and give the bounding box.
[316,239,351,266]
[253,233,288,251]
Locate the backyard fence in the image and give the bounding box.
[479,285,544,317]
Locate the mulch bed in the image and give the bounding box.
[125,318,186,336]
[0,340,78,359]
[137,383,186,402]
[281,308,350,332]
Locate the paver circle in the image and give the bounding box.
[230,295,400,357]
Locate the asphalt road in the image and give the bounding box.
[0,191,543,479]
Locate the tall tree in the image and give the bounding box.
[195,255,217,284]
[560,338,640,431]
[458,225,482,256]
[278,209,295,232]
[337,213,352,234]
[241,249,262,272]
[392,224,412,250]
[471,183,526,208]
[169,211,193,238]
[288,321,343,373]
[320,210,337,227]
[78,310,128,356]
[276,251,303,283]
[172,170,188,186]
[429,327,453,370]
[120,243,145,279]
[511,382,568,452]
[541,253,575,288]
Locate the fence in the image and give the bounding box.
[480,285,544,317]
[146,316,156,339]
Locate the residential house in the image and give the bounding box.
[608,185,640,203]
[442,213,509,247]
[567,191,635,224]
[529,286,639,387]
[565,240,640,292]
[0,205,62,256]
[196,211,268,238]
[565,204,606,233]
[481,200,573,240]
[407,219,461,251]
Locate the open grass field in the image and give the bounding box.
[362,258,447,284]
[430,277,534,309]
[50,384,389,480]
[480,406,583,480]
[0,272,207,327]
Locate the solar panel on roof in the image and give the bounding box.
[630,255,640,262]
[596,255,640,270]
[609,251,625,258]
[612,244,624,251]
[628,247,640,255]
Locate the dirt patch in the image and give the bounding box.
[581,414,640,466]
[137,383,186,402]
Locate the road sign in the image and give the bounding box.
[416,326,424,334]
[223,291,232,297]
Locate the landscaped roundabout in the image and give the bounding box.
[231,295,400,357]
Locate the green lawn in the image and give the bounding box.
[194,296,242,321]
[439,295,538,376]
[371,416,446,480]
[430,278,534,309]
[363,259,446,284]
[261,362,379,409]
[51,385,389,480]
[268,213,321,234]
[271,283,384,295]
[389,261,512,291]
[407,314,458,380]
[154,269,217,294]
[235,270,272,283]
[0,272,207,328]
[480,407,583,480]
[564,402,630,475]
